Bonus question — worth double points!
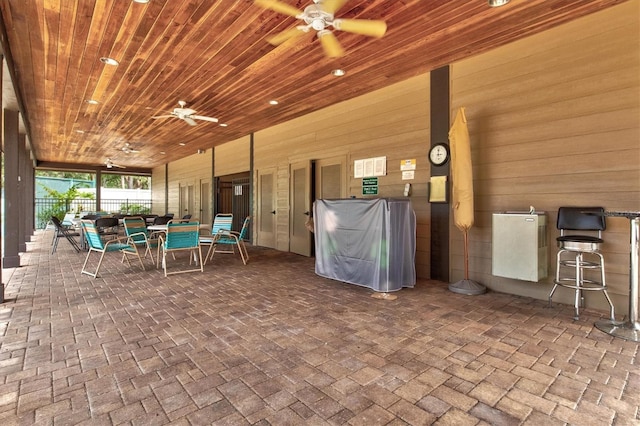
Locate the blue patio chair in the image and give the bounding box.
[208,216,250,265]
[123,216,159,264]
[157,220,203,276]
[200,213,233,265]
[80,220,145,278]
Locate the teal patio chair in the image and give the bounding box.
[158,220,203,276]
[208,216,250,265]
[200,213,233,265]
[80,220,145,278]
[123,216,159,264]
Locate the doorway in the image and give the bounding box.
[257,168,276,248]
[289,161,312,256]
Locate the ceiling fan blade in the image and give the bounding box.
[333,19,387,38]
[152,115,174,119]
[322,0,348,15]
[266,27,304,46]
[191,115,219,123]
[254,0,302,17]
[183,117,197,126]
[318,30,344,58]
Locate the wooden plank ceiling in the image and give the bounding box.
[0,0,627,171]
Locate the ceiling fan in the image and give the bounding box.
[105,158,125,169]
[254,0,387,58]
[121,143,140,154]
[152,101,219,126]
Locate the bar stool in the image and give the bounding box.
[548,207,615,320]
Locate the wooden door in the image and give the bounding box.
[257,168,276,248]
[290,161,312,256]
[200,179,211,226]
[179,182,195,218]
[315,156,346,199]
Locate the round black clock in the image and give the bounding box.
[429,143,450,166]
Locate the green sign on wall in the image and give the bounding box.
[362,177,378,186]
[362,186,378,195]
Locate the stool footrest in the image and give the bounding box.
[559,259,602,269]
[553,278,606,291]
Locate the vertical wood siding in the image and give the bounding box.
[450,1,639,313]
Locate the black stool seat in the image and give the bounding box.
[548,206,615,320]
[557,235,603,244]
[558,235,603,252]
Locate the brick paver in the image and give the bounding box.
[0,230,638,424]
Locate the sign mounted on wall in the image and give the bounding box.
[354,157,387,178]
[362,177,379,195]
[401,159,416,171]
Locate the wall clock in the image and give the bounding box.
[429,143,450,166]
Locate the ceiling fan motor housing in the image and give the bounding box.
[303,4,333,30]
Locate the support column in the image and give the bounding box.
[3,109,21,268]
[96,170,102,212]
[18,133,27,252]
[430,66,451,281]
[25,139,35,238]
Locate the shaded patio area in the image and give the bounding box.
[0,230,638,425]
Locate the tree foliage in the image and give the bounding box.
[35,170,149,189]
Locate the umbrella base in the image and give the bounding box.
[449,279,486,295]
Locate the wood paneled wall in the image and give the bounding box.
[214,136,251,177]
[153,2,637,313]
[164,151,212,220]
[151,165,166,216]
[254,75,432,276]
[450,1,640,313]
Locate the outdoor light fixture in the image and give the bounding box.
[488,0,510,7]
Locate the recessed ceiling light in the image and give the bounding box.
[219,123,228,127]
[133,0,150,3]
[100,57,119,66]
[160,151,166,155]
[179,142,186,146]
[75,130,85,134]
[331,69,346,77]
[269,100,279,105]
[488,0,510,6]
[85,99,99,105]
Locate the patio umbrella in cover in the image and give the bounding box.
[448,107,486,295]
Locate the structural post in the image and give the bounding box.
[430,66,451,281]
[3,109,21,268]
[25,136,35,240]
[18,133,27,252]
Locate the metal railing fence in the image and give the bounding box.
[35,198,152,229]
